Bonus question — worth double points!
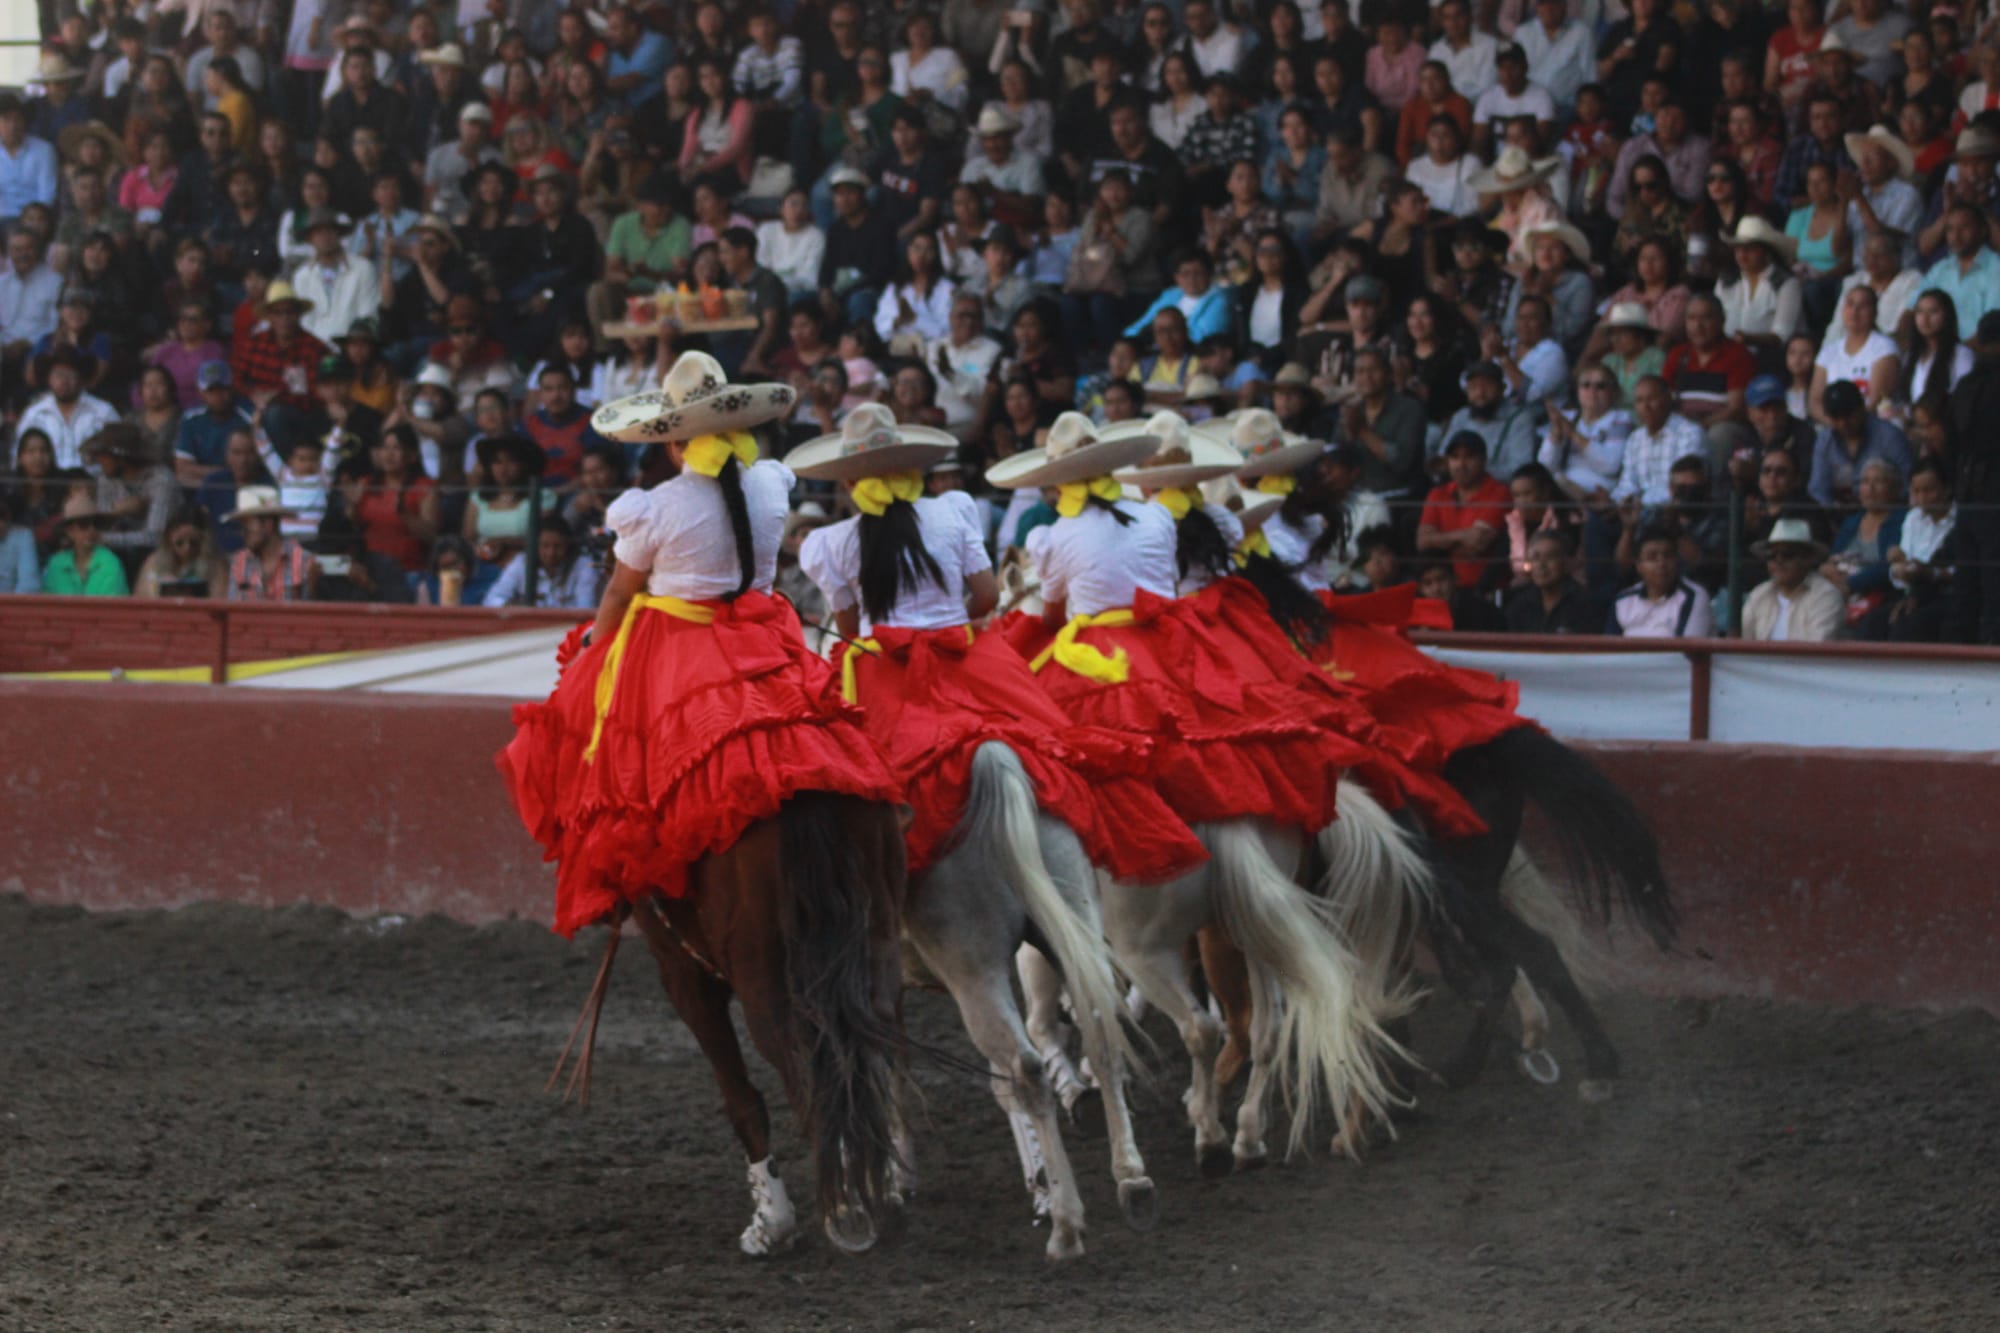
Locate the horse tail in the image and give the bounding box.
[1478,728,1678,950]
[1315,779,1436,1018]
[1499,847,1622,995]
[961,743,1141,1087]
[1206,819,1404,1158]
[775,792,906,1228]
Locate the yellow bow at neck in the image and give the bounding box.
[683,431,759,478]
[1233,530,1272,567]
[1255,474,1296,496]
[850,470,924,517]
[1055,474,1123,518]
[1151,486,1204,521]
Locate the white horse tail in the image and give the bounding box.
[1316,780,1436,1021]
[1206,819,1402,1159]
[963,743,1140,1082]
[1499,847,1621,996]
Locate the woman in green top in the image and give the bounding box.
[43,494,130,597]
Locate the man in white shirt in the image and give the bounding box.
[1182,0,1245,79]
[1429,0,1500,103]
[185,9,269,104]
[18,348,120,469]
[1743,519,1843,640]
[1612,375,1707,506]
[927,292,1002,433]
[0,227,61,392]
[958,108,1047,223]
[1839,232,1923,336]
[1609,525,1715,636]
[1516,0,1595,116]
[1472,44,1555,156]
[290,210,382,345]
[423,103,502,223]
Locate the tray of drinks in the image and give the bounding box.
[601,315,760,339]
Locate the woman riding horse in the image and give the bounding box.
[497,352,909,1256]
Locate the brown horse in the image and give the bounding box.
[601,792,911,1255]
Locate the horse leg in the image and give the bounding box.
[630,902,797,1256]
[1196,924,1254,1092]
[1488,911,1623,1100]
[1101,871,1232,1180]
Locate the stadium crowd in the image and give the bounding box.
[2,0,1998,642]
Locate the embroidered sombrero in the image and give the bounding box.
[785,402,958,480]
[1197,408,1320,479]
[592,351,797,444]
[1110,410,1246,489]
[985,411,1159,489]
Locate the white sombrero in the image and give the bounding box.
[224,485,299,522]
[786,402,958,481]
[1111,410,1245,489]
[1233,491,1285,535]
[1843,124,1916,180]
[592,351,797,444]
[986,411,1159,488]
[1196,408,1319,479]
[1467,145,1560,194]
[1724,215,1799,262]
[1520,220,1591,265]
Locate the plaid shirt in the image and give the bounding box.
[1180,109,1261,169]
[231,326,329,412]
[1774,133,1854,212]
[228,541,314,601]
[732,36,803,105]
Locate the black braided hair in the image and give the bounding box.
[1174,503,1234,582]
[714,455,757,600]
[1238,549,1333,647]
[1084,492,1134,525]
[857,498,947,625]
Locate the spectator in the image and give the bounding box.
[1519,0,1595,119]
[43,493,128,596]
[960,106,1045,231]
[522,364,599,486]
[1416,558,1505,628]
[1663,293,1755,426]
[1743,516,1843,640]
[1608,524,1715,636]
[1440,359,1538,483]
[756,188,826,302]
[425,104,502,224]
[1540,364,1633,503]
[1418,429,1511,590]
[680,56,755,197]
[1742,374,1820,469]
[604,5,673,112]
[1504,528,1598,632]
[1591,302,1665,407]
[1608,98,1709,222]
[0,493,41,593]
[715,226,788,376]
[819,165,899,328]
[134,508,226,598]
[1922,203,2000,339]
[1469,145,1560,259]
[222,485,316,601]
[1901,290,1974,407]
[1787,160,1852,332]
[19,347,118,468]
[1313,126,1395,242]
[0,95,58,233]
[1430,0,1499,105]
[1614,375,1707,506]
[1839,230,1921,342]
[482,513,600,608]
[1504,224,1592,358]
[928,291,1002,432]
[1337,345,1427,496]
[1811,284,1901,421]
[1842,125,1922,270]
[874,231,956,349]
[1808,379,1913,507]
[1,228,62,392]
[1405,111,1480,219]
[462,433,543,567]
[292,209,381,344]
[1472,44,1555,159]
[1821,457,1907,638]
[232,279,329,445]
[342,423,439,576]
[1887,457,1957,642]
[87,424,177,566]
[1718,218,1804,360]
[891,11,970,115]
[174,361,255,486]
[962,225,1033,337]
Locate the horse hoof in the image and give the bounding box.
[738,1217,799,1257]
[1578,1078,1616,1105]
[1064,1085,1105,1140]
[1233,1146,1268,1173]
[823,1206,878,1255]
[1117,1177,1158,1232]
[1198,1142,1234,1180]
[1518,1048,1562,1085]
[1044,1223,1086,1261]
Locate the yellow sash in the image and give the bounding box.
[1233,530,1272,567]
[1029,609,1137,683]
[1255,474,1295,495]
[584,594,718,763]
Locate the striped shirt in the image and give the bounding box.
[228,541,314,601]
[732,37,803,106]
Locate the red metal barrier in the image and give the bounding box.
[2,681,1995,1013]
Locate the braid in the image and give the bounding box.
[715,455,757,599]
[1301,491,1350,567]
[1174,504,1234,581]
[857,499,947,625]
[1084,493,1134,526]
[1239,550,1332,647]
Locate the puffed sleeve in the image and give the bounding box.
[942,490,992,576]
[1203,503,1244,548]
[1027,521,1065,605]
[797,518,859,613]
[606,488,657,572]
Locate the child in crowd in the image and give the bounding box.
[276,437,330,539]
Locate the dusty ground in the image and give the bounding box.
[2,894,1996,1333]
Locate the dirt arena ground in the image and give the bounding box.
[3,894,1996,1333]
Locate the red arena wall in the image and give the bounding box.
[1,681,1994,1012]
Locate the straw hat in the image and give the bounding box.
[1725,215,1799,263]
[1955,125,2000,159]
[224,485,299,523]
[417,42,467,68]
[1815,30,1858,60]
[59,492,109,526]
[410,213,459,248]
[985,411,1160,488]
[299,207,351,237]
[1232,491,1285,536]
[1843,124,1915,180]
[591,351,798,444]
[1520,220,1590,266]
[1467,145,1559,194]
[974,106,1022,137]
[1110,411,1245,489]
[1751,516,1829,562]
[1181,372,1227,403]
[34,52,85,83]
[57,120,125,167]
[827,165,869,190]
[1196,409,1319,479]
[1271,361,1321,402]
[1602,302,1658,335]
[786,402,959,480]
[263,279,313,312]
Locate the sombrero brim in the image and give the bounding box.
[1727,228,1800,262]
[1751,537,1829,561]
[591,381,798,444]
[785,430,958,481]
[1112,436,1247,490]
[223,505,299,522]
[1467,159,1558,193]
[986,434,1159,489]
[1234,493,1285,535]
[1193,419,1322,479]
[1843,134,1915,179]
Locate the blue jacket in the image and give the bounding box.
[0,525,40,593]
[1831,508,1906,596]
[1123,284,1235,344]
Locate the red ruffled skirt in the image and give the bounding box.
[999,589,1358,835]
[1308,586,1535,763]
[834,625,1207,883]
[1194,578,1489,840]
[497,592,903,937]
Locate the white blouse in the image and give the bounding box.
[1033,499,1180,616]
[1177,502,1245,594]
[607,459,796,599]
[1815,330,1899,399]
[797,491,990,632]
[1261,509,1330,591]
